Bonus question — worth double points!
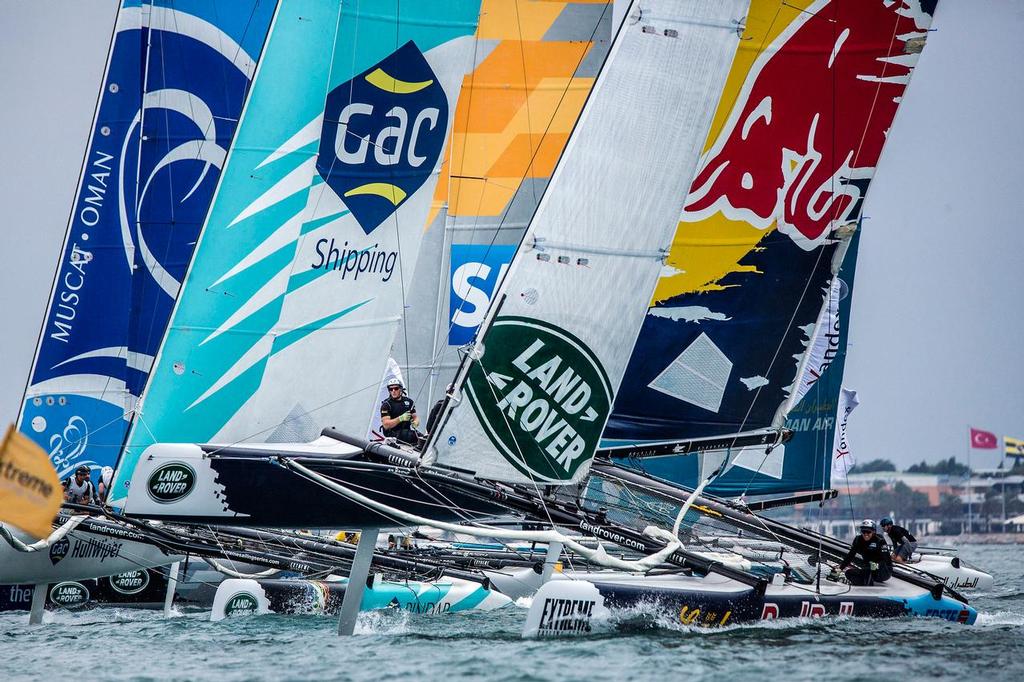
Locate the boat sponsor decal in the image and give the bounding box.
[465,317,612,482]
[309,238,398,283]
[318,41,449,236]
[944,576,979,590]
[448,245,516,345]
[924,608,972,624]
[68,536,124,563]
[49,581,90,608]
[109,569,150,595]
[678,605,732,627]
[224,591,260,617]
[839,601,854,616]
[49,537,70,566]
[535,597,595,635]
[798,601,827,618]
[146,462,196,503]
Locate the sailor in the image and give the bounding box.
[96,465,114,503]
[380,380,419,445]
[62,465,96,504]
[838,519,892,586]
[425,383,455,436]
[880,517,918,563]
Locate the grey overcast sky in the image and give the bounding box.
[1,2,1021,471]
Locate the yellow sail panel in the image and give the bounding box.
[0,424,62,540]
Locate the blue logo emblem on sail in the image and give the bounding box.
[317,41,448,235]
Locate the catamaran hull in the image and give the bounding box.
[123,442,508,528]
[0,517,182,585]
[210,577,511,620]
[523,573,977,636]
[913,554,994,591]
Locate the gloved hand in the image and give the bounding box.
[398,412,411,423]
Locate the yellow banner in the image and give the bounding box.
[1006,436,1024,459]
[0,424,62,539]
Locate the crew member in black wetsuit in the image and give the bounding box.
[425,383,455,437]
[839,519,892,586]
[880,517,917,563]
[62,465,96,504]
[380,380,419,445]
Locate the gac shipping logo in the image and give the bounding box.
[318,41,448,235]
[146,462,196,503]
[464,317,611,482]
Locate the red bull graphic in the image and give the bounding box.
[609,1,937,467]
[684,0,935,247]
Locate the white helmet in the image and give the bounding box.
[859,519,876,532]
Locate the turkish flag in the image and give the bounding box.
[970,428,998,449]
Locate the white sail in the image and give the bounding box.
[428,0,747,484]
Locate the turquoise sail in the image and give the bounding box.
[112,0,483,505]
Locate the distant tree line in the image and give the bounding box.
[905,457,970,476]
[847,457,972,476]
[848,458,896,474]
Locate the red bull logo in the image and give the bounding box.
[683,0,935,247]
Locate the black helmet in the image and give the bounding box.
[880,517,893,527]
[75,465,90,475]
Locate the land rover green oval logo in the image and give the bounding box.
[147,462,196,503]
[109,569,150,595]
[49,581,90,608]
[225,592,260,617]
[464,317,612,482]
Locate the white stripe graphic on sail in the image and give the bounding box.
[49,346,128,370]
[255,114,322,170]
[147,6,258,80]
[227,156,318,228]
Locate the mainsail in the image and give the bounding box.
[428,0,747,484]
[110,0,485,504]
[637,228,862,496]
[392,0,613,410]
[17,0,275,479]
[604,0,937,448]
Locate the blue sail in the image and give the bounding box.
[628,228,861,497]
[17,0,275,479]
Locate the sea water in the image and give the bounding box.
[2,544,1022,681]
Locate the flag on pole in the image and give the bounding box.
[832,388,860,478]
[1006,436,1024,459]
[0,424,63,539]
[970,427,999,450]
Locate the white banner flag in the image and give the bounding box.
[832,388,860,478]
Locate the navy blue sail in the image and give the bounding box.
[626,229,861,497]
[17,0,276,479]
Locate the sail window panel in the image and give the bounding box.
[648,332,732,413]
